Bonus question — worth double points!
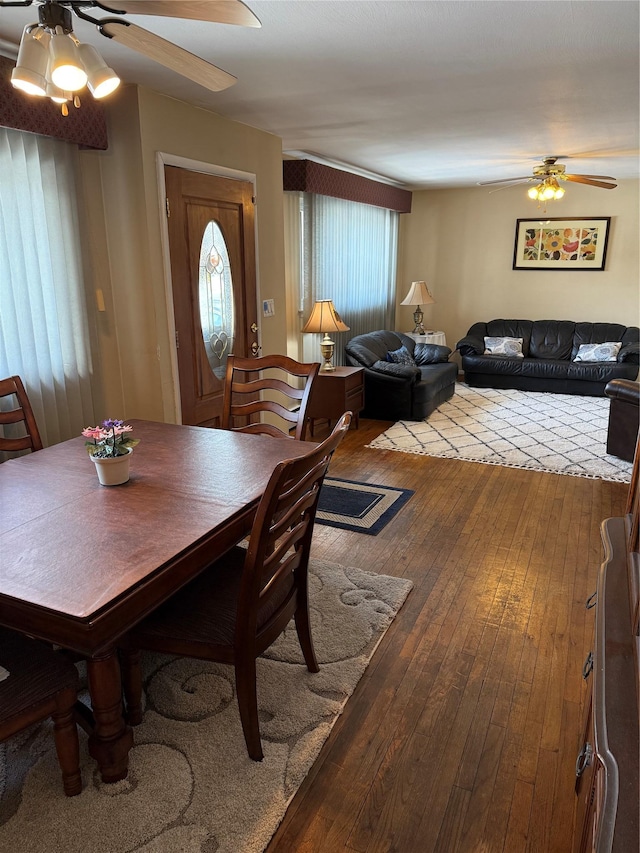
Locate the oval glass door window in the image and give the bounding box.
[198,220,235,380]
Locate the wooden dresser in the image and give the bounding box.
[573,439,640,852]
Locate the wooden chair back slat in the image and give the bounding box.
[222,354,320,440]
[0,376,43,454]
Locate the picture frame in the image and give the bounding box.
[512,217,611,271]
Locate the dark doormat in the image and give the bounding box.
[316,477,414,535]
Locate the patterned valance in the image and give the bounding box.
[0,55,108,150]
[283,159,412,213]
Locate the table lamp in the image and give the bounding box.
[400,280,435,335]
[302,299,350,371]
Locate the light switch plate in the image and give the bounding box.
[262,299,275,317]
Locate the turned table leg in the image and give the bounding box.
[86,648,133,783]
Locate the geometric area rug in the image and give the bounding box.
[367,383,634,483]
[316,477,414,534]
[0,559,412,853]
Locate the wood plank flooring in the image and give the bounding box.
[266,418,629,853]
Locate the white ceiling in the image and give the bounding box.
[1,1,638,189]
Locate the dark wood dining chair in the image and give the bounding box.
[0,375,43,453]
[121,411,352,760]
[0,627,82,796]
[221,354,320,440]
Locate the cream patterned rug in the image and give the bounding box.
[367,383,634,482]
[0,559,412,853]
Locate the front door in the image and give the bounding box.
[165,165,258,427]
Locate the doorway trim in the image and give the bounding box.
[155,152,259,422]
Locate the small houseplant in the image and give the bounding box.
[83,419,139,485]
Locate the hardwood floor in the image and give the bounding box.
[267,418,629,853]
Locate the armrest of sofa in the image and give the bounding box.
[605,378,640,404]
[456,335,484,356]
[370,360,421,381]
[618,342,640,364]
[414,343,451,365]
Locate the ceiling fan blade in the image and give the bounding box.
[563,174,617,189]
[101,21,236,91]
[102,1,261,27]
[478,176,533,186]
[564,173,618,181]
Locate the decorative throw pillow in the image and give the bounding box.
[573,342,622,362]
[483,336,525,358]
[386,345,416,366]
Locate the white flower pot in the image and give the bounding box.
[91,448,132,486]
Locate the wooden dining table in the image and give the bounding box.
[0,419,312,783]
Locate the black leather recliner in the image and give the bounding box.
[345,330,457,421]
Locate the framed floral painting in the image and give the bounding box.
[512,217,611,270]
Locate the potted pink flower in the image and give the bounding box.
[82,419,139,485]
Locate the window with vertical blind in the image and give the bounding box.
[0,127,95,451]
[285,191,399,367]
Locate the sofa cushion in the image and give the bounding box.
[414,343,451,365]
[345,330,406,368]
[529,320,575,360]
[573,342,622,362]
[483,336,524,358]
[371,359,421,380]
[386,345,416,366]
[571,322,629,360]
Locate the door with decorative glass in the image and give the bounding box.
[165,166,258,427]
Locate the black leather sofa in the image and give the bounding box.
[345,330,457,420]
[456,320,640,396]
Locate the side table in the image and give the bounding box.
[307,366,364,437]
[405,331,447,347]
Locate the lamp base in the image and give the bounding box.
[412,307,425,335]
[320,335,336,371]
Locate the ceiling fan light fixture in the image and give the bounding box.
[527,176,566,203]
[6,0,255,108]
[49,28,87,91]
[78,43,120,98]
[11,26,48,96]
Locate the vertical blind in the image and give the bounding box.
[0,127,95,450]
[286,192,398,366]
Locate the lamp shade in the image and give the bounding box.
[302,300,350,334]
[401,281,435,306]
[49,31,87,91]
[78,43,120,98]
[11,27,49,96]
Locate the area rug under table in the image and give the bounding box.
[0,559,412,853]
[316,477,414,534]
[367,383,633,483]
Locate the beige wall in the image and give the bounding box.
[78,84,287,423]
[397,180,640,356]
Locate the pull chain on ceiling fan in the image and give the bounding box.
[1,0,260,114]
[478,156,617,206]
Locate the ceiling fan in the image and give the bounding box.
[1,0,260,112]
[479,156,617,202]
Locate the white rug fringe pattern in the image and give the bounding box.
[366,383,633,483]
